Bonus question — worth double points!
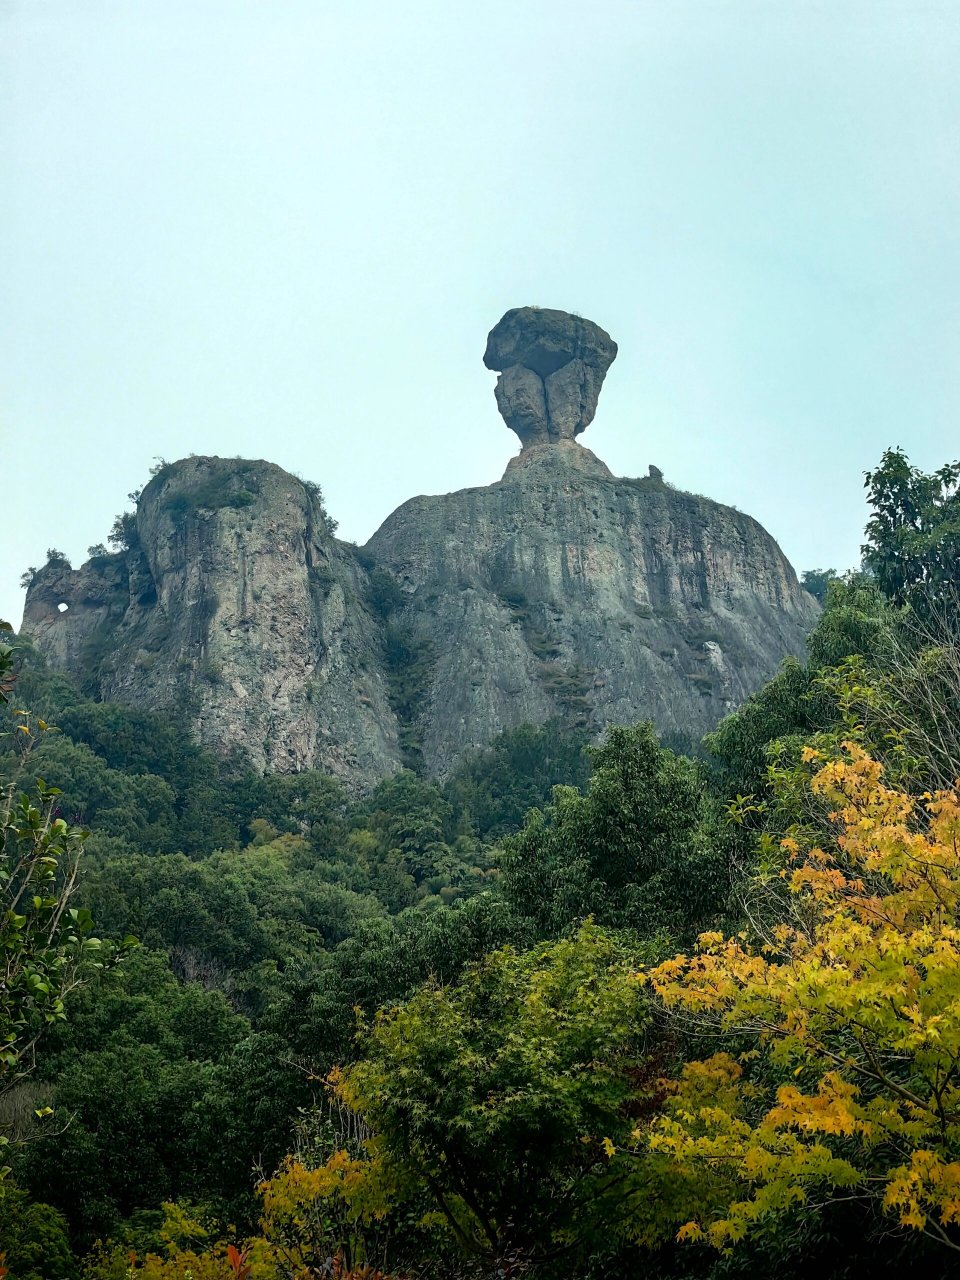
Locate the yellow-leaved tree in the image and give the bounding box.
[641,743,960,1256]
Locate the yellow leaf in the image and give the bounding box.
[677,1222,703,1242]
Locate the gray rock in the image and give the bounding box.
[483,307,618,447]
[23,457,399,786]
[494,365,549,445]
[20,310,818,786]
[366,442,818,777]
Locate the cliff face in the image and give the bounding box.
[366,441,817,775]
[23,457,399,782]
[21,308,818,785]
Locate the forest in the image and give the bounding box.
[2,445,960,1279]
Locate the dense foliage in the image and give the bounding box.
[862,447,959,625]
[2,446,959,1279]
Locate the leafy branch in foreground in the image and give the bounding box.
[0,634,134,1178]
[638,744,960,1255]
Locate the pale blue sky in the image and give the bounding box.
[2,1,956,628]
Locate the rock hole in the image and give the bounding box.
[57,601,69,613]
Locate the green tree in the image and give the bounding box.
[358,770,452,886]
[0,1180,76,1280]
[443,719,591,842]
[328,924,650,1272]
[500,723,721,942]
[19,948,302,1246]
[0,638,125,1178]
[800,568,839,605]
[265,891,528,1084]
[862,447,960,626]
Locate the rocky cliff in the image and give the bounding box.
[21,308,818,785]
[23,457,398,781]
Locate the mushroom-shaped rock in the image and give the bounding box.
[483,307,618,448]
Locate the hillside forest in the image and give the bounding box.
[2,445,960,1279]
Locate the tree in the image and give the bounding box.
[640,744,960,1258]
[0,639,126,1177]
[0,1180,75,1280]
[443,719,591,842]
[862,447,960,626]
[324,925,650,1272]
[107,507,139,552]
[499,723,721,942]
[359,770,452,886]
[800,568,839,605]
[1,780,94,1106]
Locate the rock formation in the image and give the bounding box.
[483,307,618,447]
[20,308,818,785]
[23,458,398,781]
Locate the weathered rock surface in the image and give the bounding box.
[21,309,819,785]
[483,307,618,447]
[366,440,818,775]
[23,457,399,782]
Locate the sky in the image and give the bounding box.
[1,0,957,629]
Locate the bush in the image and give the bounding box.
[0,1182,76,1280]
